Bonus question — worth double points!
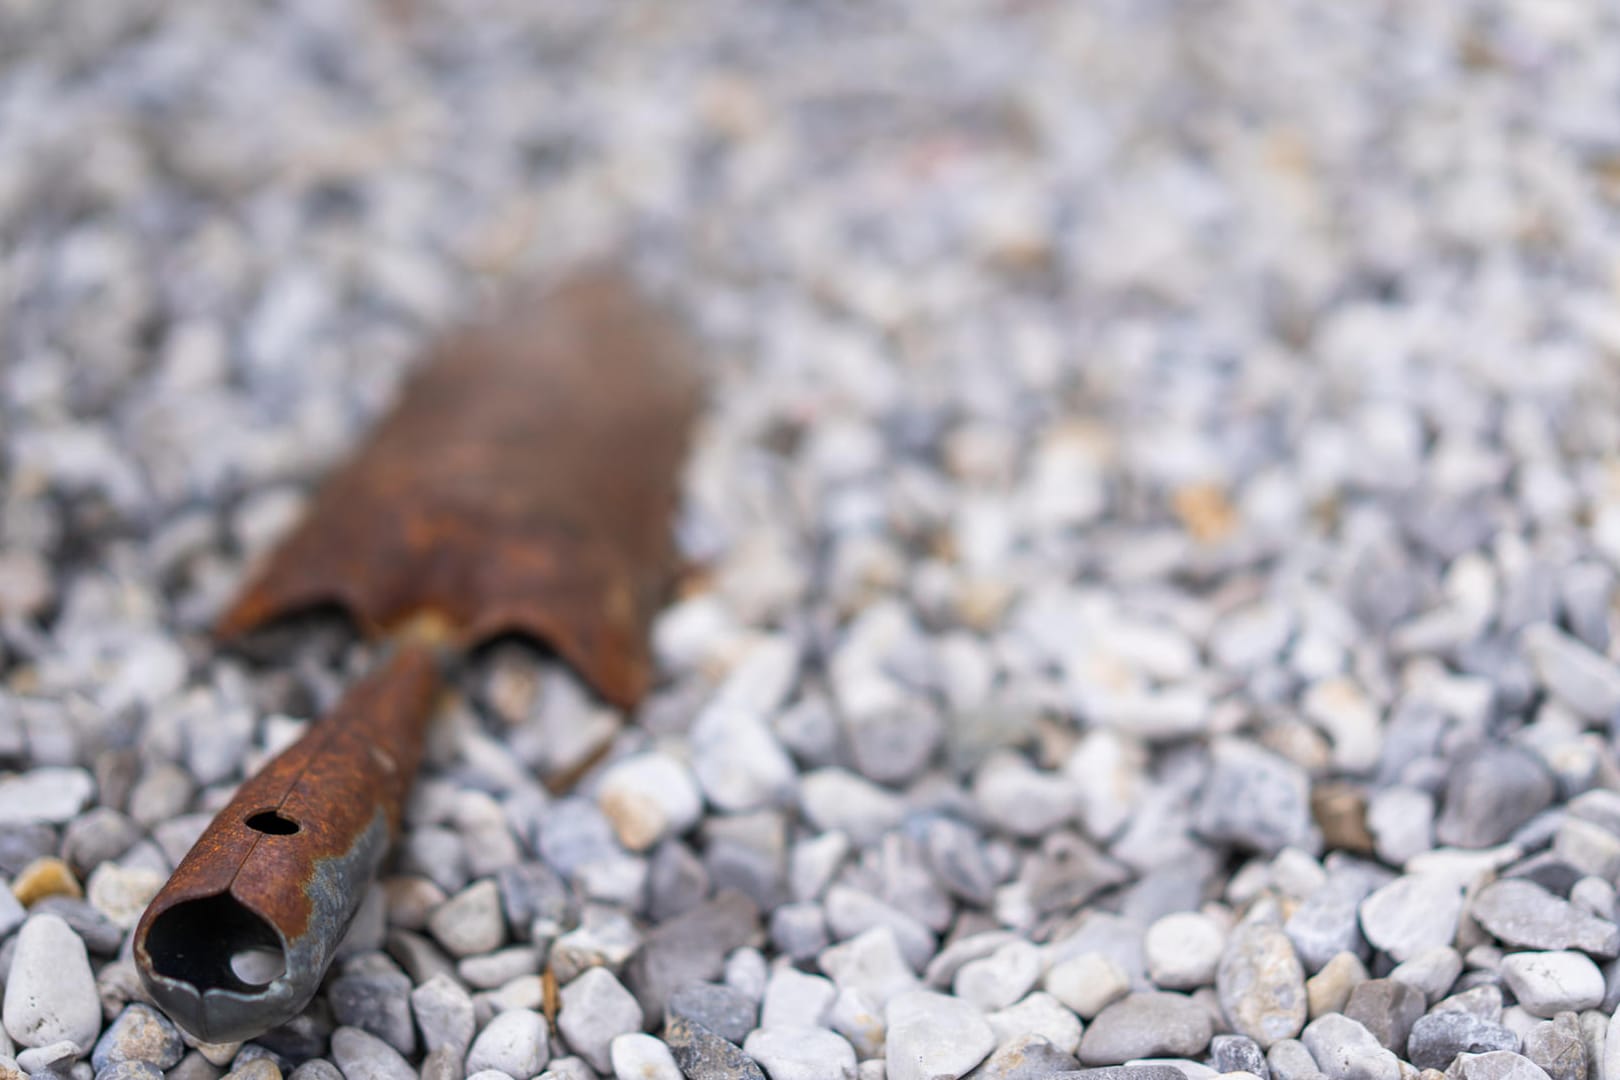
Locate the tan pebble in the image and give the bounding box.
[12,857,81,906]
[1311,782,1377,855]
[1306,950,1369,1018]
[223,1059,281,1080]
[1173,483,1239,543]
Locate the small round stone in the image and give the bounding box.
[609,1034,682,1080]
[91,1005,183,1071]
[557,968,642,1074]
[1147,912,1227,991]
[884,992,995,1080]
[1046,952,1131,1019]
[427,880,505,958]
[465,1009,550,1079]
[1078,993,1215,1065]
[1499,952,1604,1018]
[743,1027,858,1080]
[3,913,100,1051]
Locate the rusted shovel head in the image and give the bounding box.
[135,269,701,1044]
[217,268,703,705]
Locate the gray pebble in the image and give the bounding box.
[1148,913,1225,992]
[1210,1035,1269,1080]
[769,902,829,962]
[760,968,835,1030]
[609,1034,681,1080]
[1286,868,1381,972]
[384,930,457,987]
[1432,986,1505,1022]
[1216,922,1307,1049]
[665,984,756,1046]
[1471,880,1620,957]
[1522,625,1620,722]
[971,1034,1080,1080]
[743,1027,858,1080]
[884,991,995,1080]
[327,967,413,1057]
[126,763,193,831]
[1263,1040,1323,1080]
[1359,874,1462,962]
[1193,741,1314,856]
[549,905,641,984]
[60,812,139,878]
[1435,747,1556,850]
[723,947,769,1004]
[846,705,942,787]
[973,753,1076,838]
[328,1028,413,1080]
[0,769,94,827]
[3,914,100,1051]
[1078,993,1213,1066]
[799,771,906,848]
[1389,947,1464,1004]
[954,940,1041,1012]
[1298,1014,1400,1080]
[663,1017,765,1080]
[624,890,759,1019]
[409,974,474,1060]
[285,1060,340,1080]
[1366,788,1435,868]
[1342,979,1425,1053]
[1556,823,1620,886]
[647,841,710,922]
[537,1058,593,1080]
[825,885,935,970]
[20,1040,81,1072]
[427,880,504,958]
[465,1009,549,1079]
[1053,1070,1189,1080]
[1044,952,1130,1020]
[1442,1052,1551,1080]
[1521,1013,1583,1080]
[703,811,788,910]
[557,969,641,1074]
[172,1051,226,1080]
[1499,953,1604,1017]
[399,829,468,897]
[986,993,1083,1057]
[458,946,542,990]
[1020,832,1130,917]
[32,899,122,957]
[1408,1013,1520,1070]
[494,862,572,943]
[95,1063,164,1080]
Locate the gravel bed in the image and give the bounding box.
[6,2,1620,1080]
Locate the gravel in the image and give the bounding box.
[3,913,100,1051]
[7,1,1620,1078]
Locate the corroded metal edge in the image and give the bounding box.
[215,268,705,709]
[134,646,441,1042]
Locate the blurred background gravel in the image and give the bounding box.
[7,2,1620,1080]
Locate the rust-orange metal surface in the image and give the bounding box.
[217,268,704,707]
[135,644,441,1040]
[135,268,703,1042]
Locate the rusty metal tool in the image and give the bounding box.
[133,269,702,1043]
